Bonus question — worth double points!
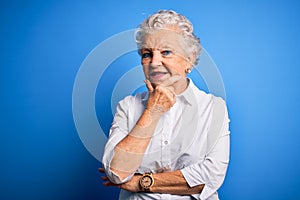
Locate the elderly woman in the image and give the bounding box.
[101,10,230,200]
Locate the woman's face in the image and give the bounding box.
[140,28,193,93]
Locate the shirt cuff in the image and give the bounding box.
[106,168,134,184]
[181,168,215,200]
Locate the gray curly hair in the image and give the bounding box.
[135,10,202,65]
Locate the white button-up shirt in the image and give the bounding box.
[102,79,230,200]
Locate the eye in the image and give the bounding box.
[142,52,152,58]
[161,50,172,56]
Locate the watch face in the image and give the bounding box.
[140,175,153,188]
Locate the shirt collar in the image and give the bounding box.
[176,78,195,106]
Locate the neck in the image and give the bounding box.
[174,78,189,95]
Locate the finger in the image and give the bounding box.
[156,85,176,100]
[144,79,154,93]
[165,85,175,94]
[103,181,118,187]
[101,176,109,181]
[160,75,182,87]
[163,88,176,106]
[98,168,105,173]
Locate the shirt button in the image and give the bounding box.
[164,140,168,145]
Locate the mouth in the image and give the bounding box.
[149,71,169,82]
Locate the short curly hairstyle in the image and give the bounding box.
[135,10,202,65]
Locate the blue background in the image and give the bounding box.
[1,0,300,199]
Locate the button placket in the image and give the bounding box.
[161,109,173,169]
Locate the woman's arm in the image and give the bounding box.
[102,95,230,198]
[109,108,162,180]
[100,169,204,195]
[101,132,228,196]
[107,77,182,181]
[151,170,204,195]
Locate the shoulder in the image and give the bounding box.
[212,95,226,109]
[189,80,226,105]
[189,82,213,103]
[189,81,228,117]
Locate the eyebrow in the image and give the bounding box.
[140,48,152,51]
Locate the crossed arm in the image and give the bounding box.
[107,77,181,180]
[100,77,205,195]
[100,77,229,196]
[99,168,204,195]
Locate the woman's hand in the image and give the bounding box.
[99,168,141,193]
[145,76,181,115]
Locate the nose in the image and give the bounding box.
[150,50,163,67]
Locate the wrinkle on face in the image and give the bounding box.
[140,28,193,91]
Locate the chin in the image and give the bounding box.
[150,77,168,86]
[150,78,165,84]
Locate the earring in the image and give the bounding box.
[185,68,192,74]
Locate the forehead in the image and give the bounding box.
[141,29,185,51]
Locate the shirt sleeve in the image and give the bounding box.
[102,96,135,184]
[181,97,230,200]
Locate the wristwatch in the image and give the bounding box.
[139,173,154,191]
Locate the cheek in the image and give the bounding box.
[168,60,186,75]
[176,67,186,76]
[142,65,150,78]
[141,58,148,65]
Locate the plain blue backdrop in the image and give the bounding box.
[1,0,300,199]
